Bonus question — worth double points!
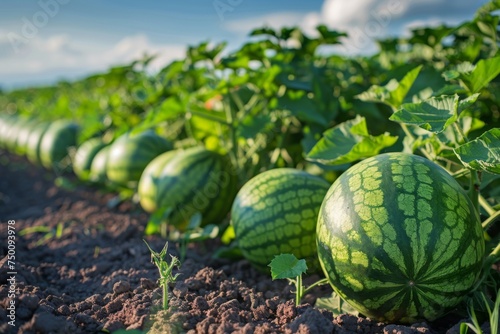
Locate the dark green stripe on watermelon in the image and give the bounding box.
[231,168,330,272]
[317,153,485,323]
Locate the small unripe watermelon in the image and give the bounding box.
[73,138,107,181]
[231,168,331,272]
[138,146,237,230]
[39,120,80,169]
[89,145,111,184]
[26,122,51,165]
[317,153,485,323]
[106,130,172,188]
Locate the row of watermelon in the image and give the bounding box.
[0,115,238,230]
[0,114,486,324]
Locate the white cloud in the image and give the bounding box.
[0,34,186,87]
[223,0,486,55]
[224,12,307,34]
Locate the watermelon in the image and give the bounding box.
[231,168,330,272]
[14,118,40,156]
[106,130,172,188]
[3,117,31,153]
[138,146,237,230]
[89,145,111,184]
[317,153,485,323]
[73,137,106,181]
[26,122,52,165]
[39,120,79,169]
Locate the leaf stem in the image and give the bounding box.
[482,209,500,230]
[479,195,497,217]
[490,242,500,259]
[400,123,433,161]
[303,278,329,294]
[469,170,481,215]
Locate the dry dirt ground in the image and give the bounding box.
[0,151,490,333]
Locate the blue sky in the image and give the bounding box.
[0,0,489,89]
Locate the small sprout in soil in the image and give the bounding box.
[19,222,66,246]
[144,240,181,310]
[269,253,328,306]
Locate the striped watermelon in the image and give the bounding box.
[106,130,172,188]
[317,153,485,323]
[39,120,80,169]
[231,168,331,272]
[15,118,41,156]
[138,146,237,230]
[26,122,51,165]
[89,145,111,184]
[73,137,107,181]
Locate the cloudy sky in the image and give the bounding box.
[0,0,489,89]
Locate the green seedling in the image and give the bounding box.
[20,222,65,246]
[144,240,181,310]
[460,289,500,334]
[269,254,328,306]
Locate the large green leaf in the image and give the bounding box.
[278,90,329,126]
[390,95,460,133]
[306,115,398,165]
[356,66,422,109]
[453,128,500,174]
[461,56,500,93]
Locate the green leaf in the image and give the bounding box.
[390,95,460,133]
[269,254,308,280]
[237,114,273,139]
[187,212,202,230]
[356,65,422,108]
[221,225,236,244]
[458,93,480,114]
[306,116,398,165]
[316,292,359,317]
[453,128,500,174]
[278,91,329,126]
[461,56,500,93]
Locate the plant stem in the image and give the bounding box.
[295,275,303,306]
[479,195,497,217]
[482,209,500,230]
[162,280,169,310]
[469,170,481,215]
[399,122,433,161]
[490,242,500,259]
[303,278,329,295]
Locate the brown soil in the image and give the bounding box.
[0,151,490,333]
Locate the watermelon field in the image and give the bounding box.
[1,1,500,333]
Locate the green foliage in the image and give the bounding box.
[306,115,398,165]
